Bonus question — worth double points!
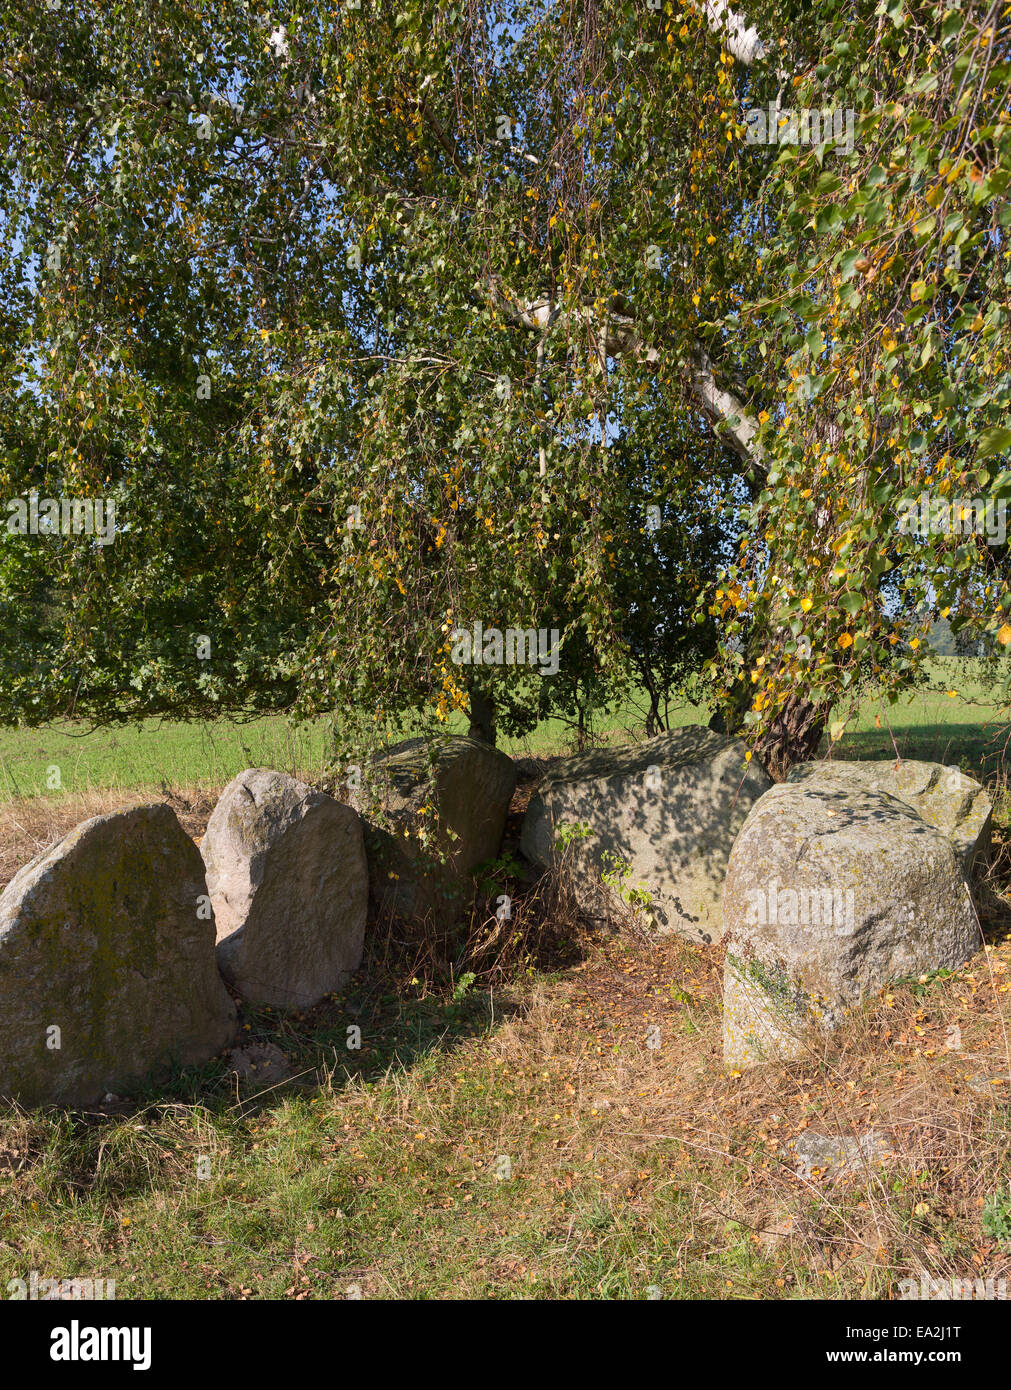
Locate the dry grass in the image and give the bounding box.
[520,924,1011,1295]
[0,771,1010,1297]
[0,786,217,891]
[1,908,1009,1297]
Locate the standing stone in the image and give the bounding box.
[0,804,236,1108]
[723,779,980,1069]
[356,736,517,926]
[202,769,368,1008]
[520,727,772,942]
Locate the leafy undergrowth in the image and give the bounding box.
[1,912,1010,1300]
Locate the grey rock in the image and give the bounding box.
[520,726,772,942]
[965,1072,1011,1094]
[723,780,980,1068]
[203,769,368,1009]
[0,804,236,1107]
[787,758,992,877]
[357,736,517,925]
[788,1129,892,1181]
[225,1041,292,1089]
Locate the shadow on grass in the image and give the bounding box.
[0,972,532,1213]
[89,856,592,1124]
[113,975,519,1121]
[835,721,1009,783]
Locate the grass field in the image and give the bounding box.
[1,656,1010,1300]
[0,716,332,804]
[1,656,1006,803]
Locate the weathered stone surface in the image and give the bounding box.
[966,1071,1011,1094]
[723,779,980,1069]
[787,1130,892,1181]
[202,768,367,1008]
[357,736,517,925]
[0,804,236,1107]
[520,726,772,942]
[225,1041,292,1090]
[786,758,992,876]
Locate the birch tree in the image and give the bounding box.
[1,0,1009,772]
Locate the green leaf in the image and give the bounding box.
[977,429,1011,461]
[839,248,861,281]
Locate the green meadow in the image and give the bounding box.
[0,654,1005,803]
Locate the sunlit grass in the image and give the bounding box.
[0,656,1004,804]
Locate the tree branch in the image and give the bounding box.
[488,280,765,474]
[702,1,767,67]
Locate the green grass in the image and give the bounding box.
[0,655,1005,803]
[0,981,839,1301]
[5,943,1007,1302]
[0,696,711,803]
[0,716,333,803]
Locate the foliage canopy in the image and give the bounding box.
[1,0,1010,762]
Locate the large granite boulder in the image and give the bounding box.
[723,774,981,1069]
[202,769,368,1008]
[786,758,991,877]
[356,736,517,925]
[520,727,773,943]
[0,804,236,1107]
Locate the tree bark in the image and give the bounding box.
[467,684,497,746]
[711,685,828,781]
[754,695,828,781]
